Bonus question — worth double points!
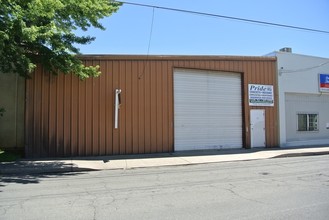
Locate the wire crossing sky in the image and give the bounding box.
[117,1,329,34]
[76,0,329,58]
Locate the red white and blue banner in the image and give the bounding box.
[319,74,329,92]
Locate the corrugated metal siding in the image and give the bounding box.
[25,56,278,158]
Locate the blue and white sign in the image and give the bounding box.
[319,74,329,92]
[248,84,274,106]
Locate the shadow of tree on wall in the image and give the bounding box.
[0,161,98,191]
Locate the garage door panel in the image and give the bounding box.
[174,69,242,151]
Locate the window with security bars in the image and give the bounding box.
[297,113,318,131]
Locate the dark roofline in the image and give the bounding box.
[78,54,276,61]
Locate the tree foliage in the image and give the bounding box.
[0,0,121,79]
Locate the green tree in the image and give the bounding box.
[0,0,121,79]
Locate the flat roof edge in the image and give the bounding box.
[78,54,276,61]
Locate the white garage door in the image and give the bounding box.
[174,69,243,151]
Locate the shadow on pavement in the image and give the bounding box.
[0,161,98,190]
[272,151,329,158]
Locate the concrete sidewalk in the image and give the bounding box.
[1,146,329,175]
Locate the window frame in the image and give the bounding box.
[296,112,319,132]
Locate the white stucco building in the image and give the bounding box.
[268,49,329,147]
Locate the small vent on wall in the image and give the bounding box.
[279,47,292,53]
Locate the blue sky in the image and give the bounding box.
[76,0,329,58]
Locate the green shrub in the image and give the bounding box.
[0,107,5,117]
[0,149,21,162]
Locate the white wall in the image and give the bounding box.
[272,52,329,146]
[285,93,329,146]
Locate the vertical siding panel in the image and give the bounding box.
[259,61,265,83]
[234,60,239,72]
[263,61,269,85]
[129,60,138,153]
[239,61,246,147]
[28,69,38,157]
[214,60,220,71]
[271,62,276,147]
[209,60,215,70]
[138,61,145,154]
[256,61,261,82]
[187,60,196,68]
[39,70,44,156]
[224,60,229,71]
[71,75,79,156]
[257,61,272,146]
[129,61,142,153]
[41,70,50,157]
[85,73,93,155]
[85,78,92,156]
[106,61,114,155]
[218,60,224,71]
[33,67,42,157]
[245,61,252,148]
[99,61,106,155]
[125,61,133,154]
[191,60,197,69]
[267,62,271,146]
[156,61,163,152]
[150,62,157,153]
[25,77,33,157]
[48,74,57,157]
[227,60,232,72]
[119,61,126,154]
[238,61,245,73]
[78,77,86,156]
[92,61,100,156]
[112,61,120,154]
[168,61,174,152]
[205,60,211,70]
[63,74,72,156]
[272,61,278,147]
[56,73,64,157]
[162,61,169,152]
[144,60,151,153]
[264,62,271,147]
[232,60,237,71]
[231,60,236,72]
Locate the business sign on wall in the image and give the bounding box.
[319,74,329,92]
[248,84,274,106]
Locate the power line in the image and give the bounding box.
[116,1,329,34]
[280,60,329,74]
[146,7,155,55]
[139,7,155,79]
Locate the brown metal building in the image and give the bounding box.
[25,55,278,158]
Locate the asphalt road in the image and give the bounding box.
[1,155,329,220]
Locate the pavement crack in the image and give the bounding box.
[84,189,98,220]
[226,183,267,205]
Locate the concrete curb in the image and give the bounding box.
[1,147,329,175]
